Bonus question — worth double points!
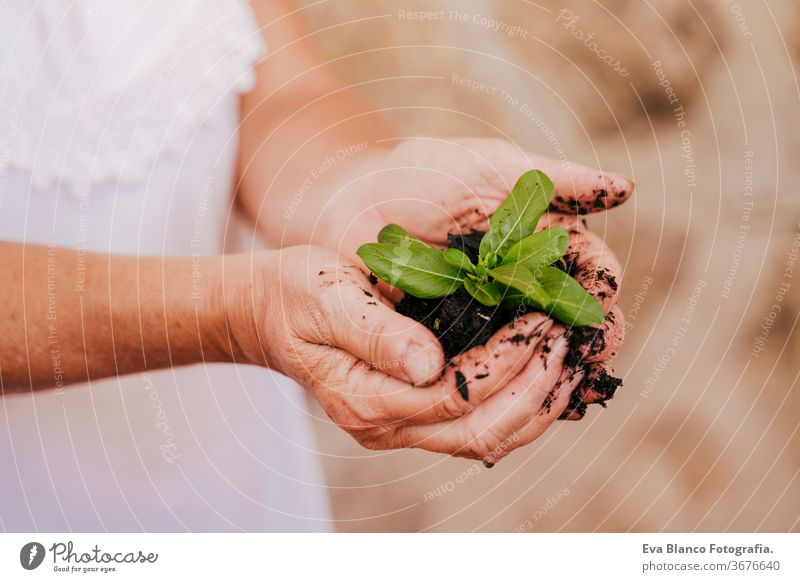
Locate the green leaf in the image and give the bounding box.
[443,248,476,273]
[489,263,552,309]
[536,266,605,326]
[479,169,555,264]
[501,227,569,270]
[357,241,464,299]
[500,289,527,308]
[463,278,503,306]
[377,223,429,246]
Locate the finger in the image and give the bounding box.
[433,313,552,405]
[539,214,622,313]
[451,138,634,216]
[565,306,625,368]
[573,361,623,406]
[313,356,466,428]
[538,215,625,374]
[375,280,404,304]
[481,140,634,215]
[558,361,622,420]
[316,282,444,385]
[566,227,623,312]
[504,367,586,458]
[310,337,542,429]
[375,139,633,245]
[359,265,404,305]
[508,151,633,215]
[561,409,585,421]
[596,306,625,362]
[352,313,553,426]
[392,331,569,462]
[556,368,586,420]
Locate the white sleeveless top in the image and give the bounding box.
[0,0,332,532]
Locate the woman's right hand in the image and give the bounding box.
[219,246,581,464]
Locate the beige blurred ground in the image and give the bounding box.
[291,0,800,531]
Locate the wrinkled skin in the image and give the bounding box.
[305,137,632,460]
[326,139,628,400]
[223,246,580,464]
[538,213,627,418]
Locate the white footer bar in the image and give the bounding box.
[1,533,798,581]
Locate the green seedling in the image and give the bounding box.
[357,170,604,327]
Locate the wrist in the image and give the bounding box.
[207,250,279,368]
[189,255,237,365]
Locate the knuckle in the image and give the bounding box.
[315,282,346,317]
[367,318,391,364]
[316,274,362,312]
[348,399,383,428]
[520,372,555,407]
[538,397,564,423]
[353,427,389,450]
[458,439,492,461]
[342,365,390,424]
[313,363,393,446]
[433,383,474,421]
[460,423,502,461]
[387,425,410,449]
[296,294,335,345]
[604,308,625,354]
[359,424,410,451]
[283,341,341,387]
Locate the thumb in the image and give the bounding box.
[318,284,445,385]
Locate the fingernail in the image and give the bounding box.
[612,172,635,194]
[404,341,441,385]
[550,336,569,361]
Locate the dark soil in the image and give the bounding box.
[446,230,483,263]
[396,286,507,360]
[560,368,623,420]
[589,369,623,404]
[564,325,606,368]
[391,230,623,416]
[454,370,469,401]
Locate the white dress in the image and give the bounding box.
[0,0,332,532]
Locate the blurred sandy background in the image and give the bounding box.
[289,0,800,531]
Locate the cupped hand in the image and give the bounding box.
[220,246,577,461]
[317,137,633,423]
[316,137,632,255]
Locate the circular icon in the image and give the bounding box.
[20,542,46,570]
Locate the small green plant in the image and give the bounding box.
[357,169,604,327]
